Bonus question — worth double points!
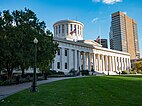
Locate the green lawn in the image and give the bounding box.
[1,76,142,106]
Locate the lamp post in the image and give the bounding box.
[31,38,38,92]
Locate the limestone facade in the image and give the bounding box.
[52,20,131,74]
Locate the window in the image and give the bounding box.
[59,25,60,34]
[62,24,64,34]
[65,49,68,56]
[66,24,68,34]
[65,63,67,69]
[57,62,60,69]
[70,24,72,31]
[57,49,60,55]
[74,25,76,33]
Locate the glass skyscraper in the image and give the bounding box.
[110,11,140,59]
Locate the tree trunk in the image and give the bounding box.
[21,68,25,78]
[44,73,48,80]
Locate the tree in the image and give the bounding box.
[0,8,58,79]
[133,61,142,73]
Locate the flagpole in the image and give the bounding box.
[99,23,101,45]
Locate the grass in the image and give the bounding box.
[0,76,142,106]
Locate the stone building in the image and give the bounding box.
[52,20,131,75]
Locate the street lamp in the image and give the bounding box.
[31,38,38,92]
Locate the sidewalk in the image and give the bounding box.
[0,77,79,100]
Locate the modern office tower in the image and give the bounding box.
[101,39,108,48]
[110,11,140,59]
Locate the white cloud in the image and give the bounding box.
[92,0,122,5]
[92,17,99,23]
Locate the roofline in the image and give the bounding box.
[53,20,84,27]
[53,37,130,56]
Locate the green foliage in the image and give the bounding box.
[121,70,128,74]
[130,70,136,74]
[133,61,142,72]
[137,70,142,74]
[0,8,58,79]
[81,70,89,75]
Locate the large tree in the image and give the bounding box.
[133,61,142,72]
[0,8,58,79]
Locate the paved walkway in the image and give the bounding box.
[0,77,81,100]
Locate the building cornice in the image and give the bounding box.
[54,37,130,56]
[53,20,84,27]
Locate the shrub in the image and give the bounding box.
[130,70,136,74]
[121,70,128,74]
[137,70,142,74]
[82,70,89,76]
[0,80,4,86]
[49,70,58,75]
[58,71,64,75]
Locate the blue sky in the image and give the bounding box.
[0,0,142,57]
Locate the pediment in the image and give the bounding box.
[77,40,102,47]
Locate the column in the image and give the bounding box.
[106,56,109,71]
[128,58,131,69]
[68,24,70,35]
[93,53,96,71]
[60,24,62,36]
[68,49,71,70]
[124,58,126,71]
[115,56,118,72]
[120,57,122,71]
[73,49,78,70]
[104,55,106,71]
[88,52,91,71]
[126,58,128,70]
[118,57,121,72]
[126,58,128,69]
[77,50,81,71]
[53,58,56,71]
[61,48,64,70]
[112,56,115,71]
[97,54,100,71]
[83,52,86,70]
[99,54,102,71]
[81,27,83,37]
[102,55,105,71]
[109,56,112,71]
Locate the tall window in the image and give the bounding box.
[59,25,60,34]
[65,49,68,56]
[74,25,76,33]
[66,24,68,34]
[70,24,72,31]
[65,63,67,69]
[57,49,60,55]
[57,62,60,69]
[62,24,64,34]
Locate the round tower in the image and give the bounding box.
[53,20,84,41]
